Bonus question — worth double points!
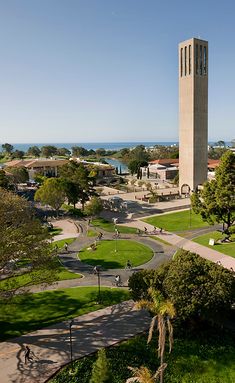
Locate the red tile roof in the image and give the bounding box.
[149,158,179,166]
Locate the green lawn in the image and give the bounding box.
[144,210,209,232]
[51,328,235,383]
[87,229,98,237]
[78,240,153,269]
[193,231,235,258]
[0,238,79,293]
[0,286,129,341]
[0,256,81,293]
[49,227,63,236]
[91,218,137,234]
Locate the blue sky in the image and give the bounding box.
[0,0,235,144]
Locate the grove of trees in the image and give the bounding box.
[128,249,235,323]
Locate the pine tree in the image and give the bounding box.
[89,348,112,383]
[191,150,235,230]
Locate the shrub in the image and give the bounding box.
[129,250,235,322]
[128,264,169,301]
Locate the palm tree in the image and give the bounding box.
[135,288,175,383]
[126,364,167,383]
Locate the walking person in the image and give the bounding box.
[144,227,148,235]
[64,242,68,252]
[24,345,33,364]
[125,260,132,270]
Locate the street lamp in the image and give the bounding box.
[189,189,194,228]
[113,217,119,253]
[69,319,74,364]
[114,222,118,253]
[96,265,101,304]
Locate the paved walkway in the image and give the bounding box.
[0,301,150,383]
[118,219,235,270]
[51,219,80,241]
[31,222,174,293]
[2,215,234,383]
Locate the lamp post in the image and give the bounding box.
[96,265,101,304]
[114,223,117,253]
[69,319,74,364]
[189,189,194,228]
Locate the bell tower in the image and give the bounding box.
[179,38,208,193]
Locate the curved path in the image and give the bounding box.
[0,300,150,383]
[31,220,174,293]
[1,217,234,383]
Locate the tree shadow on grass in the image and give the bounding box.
[3,289,147,383]
[0,290,81,341]
[79,258,123,269]
[0,288,130,342]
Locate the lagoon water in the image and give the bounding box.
[12,142,178,173]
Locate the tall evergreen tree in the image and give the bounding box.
[89,348,112,383]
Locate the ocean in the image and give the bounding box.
[11,141,178,152]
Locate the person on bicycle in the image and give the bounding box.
[98,232,103,240]
[115,275,121,286]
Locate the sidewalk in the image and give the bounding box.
[119,220,235,270]
[0,301,150,383]
[51,219,80,241]
[30,229,174,294]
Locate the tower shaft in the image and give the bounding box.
[179,38,208,192]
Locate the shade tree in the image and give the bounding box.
[60,161,96,209]
[56,147,71,157]
[7,167,29,184]
[41,145,58,158]
[191,150,235,231]
[2,143,14,155]
[11,150,25,159]
[0,188,57,298]
[34,178,66,214]
[27,146,41,157]
[84,196,103,217]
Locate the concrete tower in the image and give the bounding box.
[179,38,208,193]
